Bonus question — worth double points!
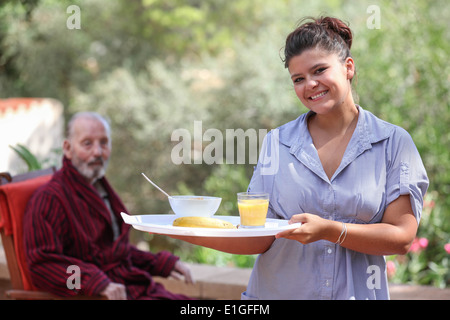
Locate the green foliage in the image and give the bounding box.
[353,2,450,287]
[1,0,448,285]
[9,144,42,171]
[204,165,252,216]
[9,144,63,172]
[178,246,257,269]
[387,192,450,288]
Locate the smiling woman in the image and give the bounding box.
[172,16,429,300]
[288,49,356,124]
[284,18,358,180]
[239,16,428,300]
[285,17,356,121]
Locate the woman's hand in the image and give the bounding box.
[275,213,339,244]
[275,195,418,256]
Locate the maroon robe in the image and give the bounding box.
[24,157,189,299]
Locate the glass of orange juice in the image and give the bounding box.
[237,192,269,228]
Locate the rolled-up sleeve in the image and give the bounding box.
[385,128,429,223]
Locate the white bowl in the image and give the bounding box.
[168,195,222,217]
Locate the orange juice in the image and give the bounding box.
[238,200,269,227]
[237,192,269,228]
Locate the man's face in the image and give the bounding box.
[63,117,111,184]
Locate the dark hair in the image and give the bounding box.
[283,16,353,69]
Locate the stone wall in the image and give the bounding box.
[0,98,64,174]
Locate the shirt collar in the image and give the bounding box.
[276,106,394,182]
[278,105,393,150]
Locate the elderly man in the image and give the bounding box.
[24,111,193,300]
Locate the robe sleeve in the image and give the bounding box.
[24,192,111,297]
[128,245,179,278]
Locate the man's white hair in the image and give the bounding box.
[66,111,111,140]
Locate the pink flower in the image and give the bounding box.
[423,199,435,209]
[444,243,450,254]
[386,260,396,278]
[418,237,428,249]
[409,238,421,253]
[409,237,428,253]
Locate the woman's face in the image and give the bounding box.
[288,47,355,115]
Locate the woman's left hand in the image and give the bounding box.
[276,195,418,255]
[275,213,338,244]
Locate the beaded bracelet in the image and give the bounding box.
[335,222,347,245]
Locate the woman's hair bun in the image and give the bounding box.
[316,16,353,50]
[283,16,354,68]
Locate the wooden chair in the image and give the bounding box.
[0,168,104,299]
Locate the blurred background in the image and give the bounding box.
[1,0,448,287]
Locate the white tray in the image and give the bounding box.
[121,213,301,237]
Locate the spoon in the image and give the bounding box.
[141,173,171,198]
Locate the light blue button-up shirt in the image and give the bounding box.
[242,106,428,300]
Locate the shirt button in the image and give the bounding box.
[327,248,332,254]
[326,280,330,287]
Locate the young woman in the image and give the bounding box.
[173,16,429,300]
